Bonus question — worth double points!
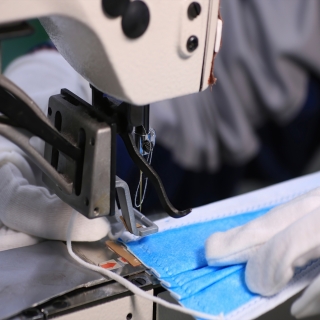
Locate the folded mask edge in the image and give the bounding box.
[154,171,320,233]
[225,259,320,320]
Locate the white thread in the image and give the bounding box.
[134,144,154,208]
[134,173,148,208]
[67,211,223,320]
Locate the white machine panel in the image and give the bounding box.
[0,0,220,105]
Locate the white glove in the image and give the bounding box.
[0,50,110,251]
[0,139,110,251]
[205,187,320,318]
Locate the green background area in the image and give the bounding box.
[1,19,49,72]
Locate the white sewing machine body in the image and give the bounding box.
[0,0,221,105]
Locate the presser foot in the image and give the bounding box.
[115,176,158,237]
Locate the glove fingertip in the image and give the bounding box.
[205,232,228,264]
[291,276,320,319]
[70,217,111,242]
[205,232,254,266]
[291,297,316,319]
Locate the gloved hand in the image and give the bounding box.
[0,137,110,252]
[0,50,110,252]
[205,187,320,318]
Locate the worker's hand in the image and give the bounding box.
[0,137,110,252]
[205,187,320,318]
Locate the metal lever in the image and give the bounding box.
[0,117,73,194]
[116,176,138,235]
[116,176,158,236]
[0,75,81,162]
[120,132,191,219]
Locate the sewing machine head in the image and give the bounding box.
[0,0,222,236]
[0,0,221,104]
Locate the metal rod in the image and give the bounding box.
[121,132,192,218]
[0,41,2,74]
[139,171,143,212]
[0,118,73,194]
[0,77,82,162]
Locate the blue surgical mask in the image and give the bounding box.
[127,207,273,318]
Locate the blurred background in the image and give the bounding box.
[117,0,320,216]
[3,0,320,219]
[1,20,48,71]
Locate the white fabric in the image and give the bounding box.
[0,50,109,251]
[0,224,40,251]
[205,187,320,318]
[4,50,92,109]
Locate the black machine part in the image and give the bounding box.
[0,75,191,230]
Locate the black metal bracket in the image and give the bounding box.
[91,86,192,218]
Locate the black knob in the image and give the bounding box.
[122,1,150,39]
[188,2,201,20]
[102,0,129,18]
[186,36,199,52]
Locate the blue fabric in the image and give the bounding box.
[161,265,221,288]
[127,207,274,317]
[181,268,256,317]
[166,265,243,300]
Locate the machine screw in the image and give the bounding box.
[186,36,199,52]
[188,2,201,20]
[102,0,129,18]
[94,207,100,216]
[131,277,146,286]
[122,1,150,39]
[89,137,95,146]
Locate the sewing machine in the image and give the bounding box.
[0,0,222,234]
[0,1,222,319]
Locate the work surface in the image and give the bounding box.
[2,171,320,320]
[0,242,104,320]
[0,240,150,320]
